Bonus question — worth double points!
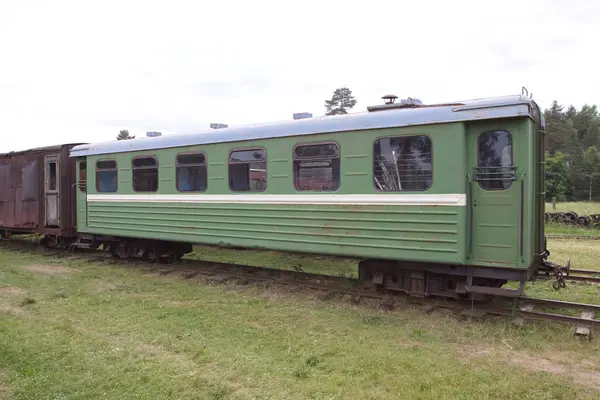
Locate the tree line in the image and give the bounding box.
[545,102,600,201]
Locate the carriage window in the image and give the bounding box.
[229,149,266,192]
[176,153,207,192]
[96,160,118,192]
[132,157,158,192]
[48,162,57,191]
[373,135,432,191]
[79,160,87,192]
[477,130,514,190]
[294,143,340,191]
[0,165,8,202]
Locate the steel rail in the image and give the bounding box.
[569,268,600,276]
[517,297,600,313]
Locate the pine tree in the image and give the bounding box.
[324,87,357,116]
[545,151,570,200]
[117,129,135,140]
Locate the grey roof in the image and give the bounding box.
[70,94,541,158]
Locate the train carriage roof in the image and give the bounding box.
[70,93,542,157]
[2,143,85,158]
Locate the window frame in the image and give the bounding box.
[95,159,118,193]
[78,159,87,192]
[476,129,514,191]
[293,141,341,192]
[131,155,159,193]
[372,133,433,192]
[176,151,208,193]
[228,147,267,193]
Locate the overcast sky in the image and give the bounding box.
[1,0,598,152]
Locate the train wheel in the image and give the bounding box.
[111,241,132,259]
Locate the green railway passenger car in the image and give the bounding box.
[69,92,548,299]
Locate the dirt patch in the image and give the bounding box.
[0,305,24,315]
[257,290,285,301]
[23,264,77,276]
[0,369,10,400]
[462,344,600,390]
[0,286,26,315]
[0,286,25,295]
[136,342,191,365]
[89,281,119,293]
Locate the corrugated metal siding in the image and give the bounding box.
[0,158,40,229]
[86,202,465,263]
[19,160,39,228]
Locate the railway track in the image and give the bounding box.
[2,237,600,331]
[537,267,600,285]
[564,268,600,284]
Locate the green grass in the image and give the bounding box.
[545,223,600,236]
[1,246,600,399]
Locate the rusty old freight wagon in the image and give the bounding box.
[0,144,82,244]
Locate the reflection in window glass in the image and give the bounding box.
[373,136,432,191]
[48,162,57,191]
[96,160,118,193]
[294,143,340,191]
[177,153,207,192]
[229,149,266,192]
[132,157,158,192]
[477,130,513,190]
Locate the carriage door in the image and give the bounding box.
[468,127,520,268]
[44,155,60,227]
[76,158,88,231]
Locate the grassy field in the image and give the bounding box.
[545,224,600,236]
[1,241,600,399]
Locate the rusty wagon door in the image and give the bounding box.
[4,156,40,230]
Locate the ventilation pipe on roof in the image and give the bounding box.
[367,95,423,112]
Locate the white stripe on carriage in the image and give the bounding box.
[87,194,467,206]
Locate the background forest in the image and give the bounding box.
[545,102,600,201]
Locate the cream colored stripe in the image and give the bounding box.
[87,193,467,206]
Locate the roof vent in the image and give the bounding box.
[210,123,228,129]
[382,94,398,105]
[367,95,424,112]
[293,112,312,120]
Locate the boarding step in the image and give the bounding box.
[69,237,95,250]
[464,285,522,298]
